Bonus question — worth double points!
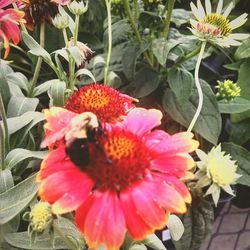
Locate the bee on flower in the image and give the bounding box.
[195,144,241,206]
[189,0,249,47]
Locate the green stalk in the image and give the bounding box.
[133,0,139,20]
[73,15,80,46]
[122,0,153,67]
[29,23,45,96]
[0,92,8,159]
[187,41,207,132]
[162,0,176,38]
[104,0,112,85]
[173,45,201,69]
[0,123,5,170]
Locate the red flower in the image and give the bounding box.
[65,84,138,123]
[0,0,24,58]
[38,107,199,250]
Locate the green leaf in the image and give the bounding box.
[129,244,147,250]
[6,72,30,93]
[5,231,67,250]
[172,198,214,250]
[0,169,13,194]
[7,96,39,117]
[122,42,148,80]
[168,67,194,101]
[171,9,192,27]
[218,98,250,113]
[143,234,166,250]
[48,80,66,107]
[229,119,250,145]
[75,68,96,83]
[222,143,250,187]
[5,149,47,170]
[33,79,57,97]
[0,174,38,224]
[0,60,12,107]
[5,111,43,135]
[152,38,177,67]
[22,32,52,63]
[68,46,83,67]
[162,80,222,144]
[235,37,250,60]
[232,59,250,122]
[167,214,184,241]
[129,67,160,98]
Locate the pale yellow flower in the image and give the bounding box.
[195,144,241,206]
[190,0,249,47]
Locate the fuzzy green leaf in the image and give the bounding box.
[229,119,250,145]
[48,80,66,107]
[162,80,221,144]
[222,143,250,187]
[168,67,193,101]
[218,98,250,114]
[0,169,13,194]
[143,234,166,250]
[7,97,39,118]
[0,174,38,224]
[5,149,47,170]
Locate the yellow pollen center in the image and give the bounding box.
[104,136,135,160]
[202,13,232,36]
[81,89,110,109]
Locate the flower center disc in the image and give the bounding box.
[82,89,110,109]
[86,128,150,192]
[202,13,232,36]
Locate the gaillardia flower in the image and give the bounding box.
[65,84,138,123]
[38,107,198,250]
[20,0,59,28]
[195,144,241,206]
[190,0,249,47]
[0,0,24,58]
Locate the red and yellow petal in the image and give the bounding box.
[120,188,154,240]
[41,107,76,148]
[76,191,126,250]
[149,132,199,155]
[123,108,163,136]
[39,170,93,214]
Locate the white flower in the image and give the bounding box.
[190,0,249,47]
[195,144,241,206]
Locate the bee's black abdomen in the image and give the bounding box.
[66,138,90,170]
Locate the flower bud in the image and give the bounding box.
[30,202,52,233]
[68,0,88,15]
[52,13,69,29]
[216,80,241,102]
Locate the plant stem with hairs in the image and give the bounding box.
[0,92,8,167]
[104,0,112,85]
[122,0,153,67]
[187,41,207,132]
[162,0,176,38]
[29,23,45,96]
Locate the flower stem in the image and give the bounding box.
[29,23,45,96]
[0,123,5,170]
[122,0,153,67]
[73,15,80,46]
[187,41,206,133]
[104,0,112,85]
[62,29,69,46]
[133,0,139,20]
[0,92,9,160]
[162,0,176,38]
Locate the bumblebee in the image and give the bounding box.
[65,112,103,170]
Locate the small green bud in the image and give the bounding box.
[30,202,52,233]
[52,13,69,29]
[216,80,241,102]
[68,0,88,15]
